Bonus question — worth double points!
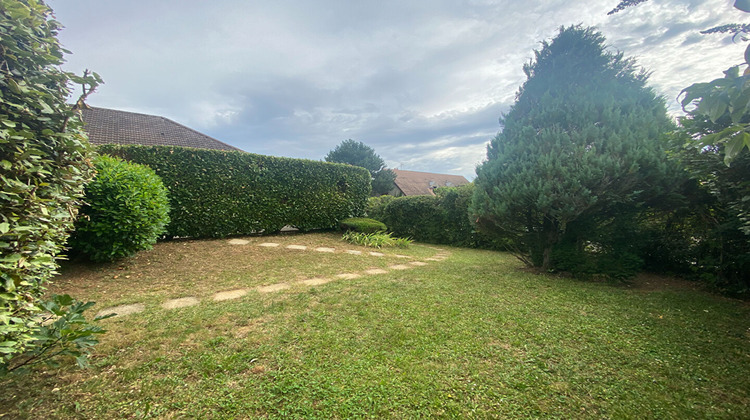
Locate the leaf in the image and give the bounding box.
[724,131,750,165]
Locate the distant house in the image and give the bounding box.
[390,169,470,196]
[81,106,242,151]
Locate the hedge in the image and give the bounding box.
[98,145,370,238]
[375,185,503,249]
[339,217,387,233]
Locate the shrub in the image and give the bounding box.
[339,217,387,233]
[342,231,412,248]
[1,0,102,364]
[100,145,370,238]
[70,155,170,262]
[366,194,396,221]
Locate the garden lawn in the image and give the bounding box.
[1,232,748,418]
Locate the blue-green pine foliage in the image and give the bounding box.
[471,25,675,277]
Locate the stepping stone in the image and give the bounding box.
[425,258,442,261]
[212,289,248,301]
[259,242,279,247]
[364,268,388,275]
[335,273,361,280]
[300,277,332,286]
[410,261,428,266]
[286,245,307,250]
[228,239,250,245]
[96,303,145,318]
[346,250,362,255]
[395,254,410,259]
[389,264,412,270]
[315,247,335,253]
[369,252,385,257]
[257,283,290,293]
[162,297,199,309]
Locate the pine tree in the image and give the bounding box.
[471,25,674,274]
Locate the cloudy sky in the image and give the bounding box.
[48,0,749,180]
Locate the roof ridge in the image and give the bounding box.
[85,106,242,152]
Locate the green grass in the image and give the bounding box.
[1,233,748,418]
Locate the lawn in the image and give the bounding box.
[1,232,748,418]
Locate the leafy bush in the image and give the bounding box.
[377,185,499,249]
[366,194,396,221]
[70,155,170,262]
[100,145,370,238]
[1,294,111,375]
[339,217,387,233]
[1,0,101,363]
[342,231,412,248]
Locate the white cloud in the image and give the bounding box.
[49,0,750,177]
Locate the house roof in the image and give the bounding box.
[392,169,470,196]
[81,106,243,152]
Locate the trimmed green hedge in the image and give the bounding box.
[339,217,387,233]
[99,145,370,238]
[376,185,503,249]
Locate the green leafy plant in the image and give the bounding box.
[342,231,412,248]
[100,145,370,238]
[1,294,111,374]
[471,26,674,276]
[339,217,387,233]
[1,0,102,363]
[70,155,170,262]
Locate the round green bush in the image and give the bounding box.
[339,217,387,233]
[70,155,170,262]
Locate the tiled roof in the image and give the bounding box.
[81,107,242,151]
[392,169,470,196]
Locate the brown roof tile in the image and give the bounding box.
[392,169,470,196]
[81,107,242,151]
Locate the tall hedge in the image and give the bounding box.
[377,185,500,248]
[1,0,100,363]
[99,145,371,238]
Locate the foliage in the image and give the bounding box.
[341,231,412,248]
[1,294,112,374]
[609,0,750,164]
[365,194,396,221]
[339,217,387,234]
[69,155,170,262]
[471,25,674,277]
[0,0,101,363]
[378,185,498,248]
[100,145,370,238]
[324,139,396,196]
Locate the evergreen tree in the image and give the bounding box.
[471,25,674,274]
[325,139,396,195]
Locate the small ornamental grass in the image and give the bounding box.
[342,231,412,248]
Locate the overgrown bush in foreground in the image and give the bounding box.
[70,155,170,262]
[0,0,102,364]
[100,145,371,238]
